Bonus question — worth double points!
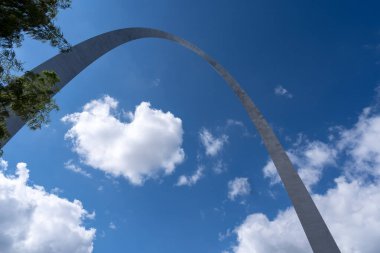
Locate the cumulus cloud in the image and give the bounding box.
[263,141,336,190]
[274,85,293,98]
[234,208,308,253]
[231,102,380,253]
[228,177,251,200]
[233,178,380,253]
[0,158,8,170]
[0,162,95,253]
[199,128,228,156]
[62,96,185,185]
[338,107,380,178]
[176,166,204,186]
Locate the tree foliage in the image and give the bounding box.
[0,71,59,137]
[0,0,72,142]
[0,0,71,50]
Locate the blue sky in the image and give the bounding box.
[1,1,380,252]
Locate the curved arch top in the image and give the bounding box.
[3,27,340,252]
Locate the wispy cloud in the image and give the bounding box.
[109,222,116,230]
[152,78,161,87]
[274,85,293,98]
[226,119,245,128]
[199,128,228,156]
[64,160,92,178]
[213,160,227,174]
[50,187,64,195]
[228,177,251,200]
[176,166,204,186]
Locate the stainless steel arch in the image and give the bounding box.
[2,27,340,252]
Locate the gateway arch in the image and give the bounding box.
[1,28,340,252]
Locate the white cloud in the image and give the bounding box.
[234,208,308,253]
[109,222,116,230]
[152,78,161,87]
[0,158,8,171]
[233,178,380,253]
[263,141,336,190]
[200,128,228,156]
[176,166,204,186]
[213,160,227,174]
[219,229,233,241]
[50,187,64,195]
[263,158,281,186]
[0,162,95,253]
[62,96,185,185]
[231,102,380,253]
[274,85,293,98]
[64,160,92,178]
[338,107,380,178]
[226,119,252,137]
[226,119,245,128]
[228,177,251,200]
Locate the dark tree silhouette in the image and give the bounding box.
[0,0,71,141]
